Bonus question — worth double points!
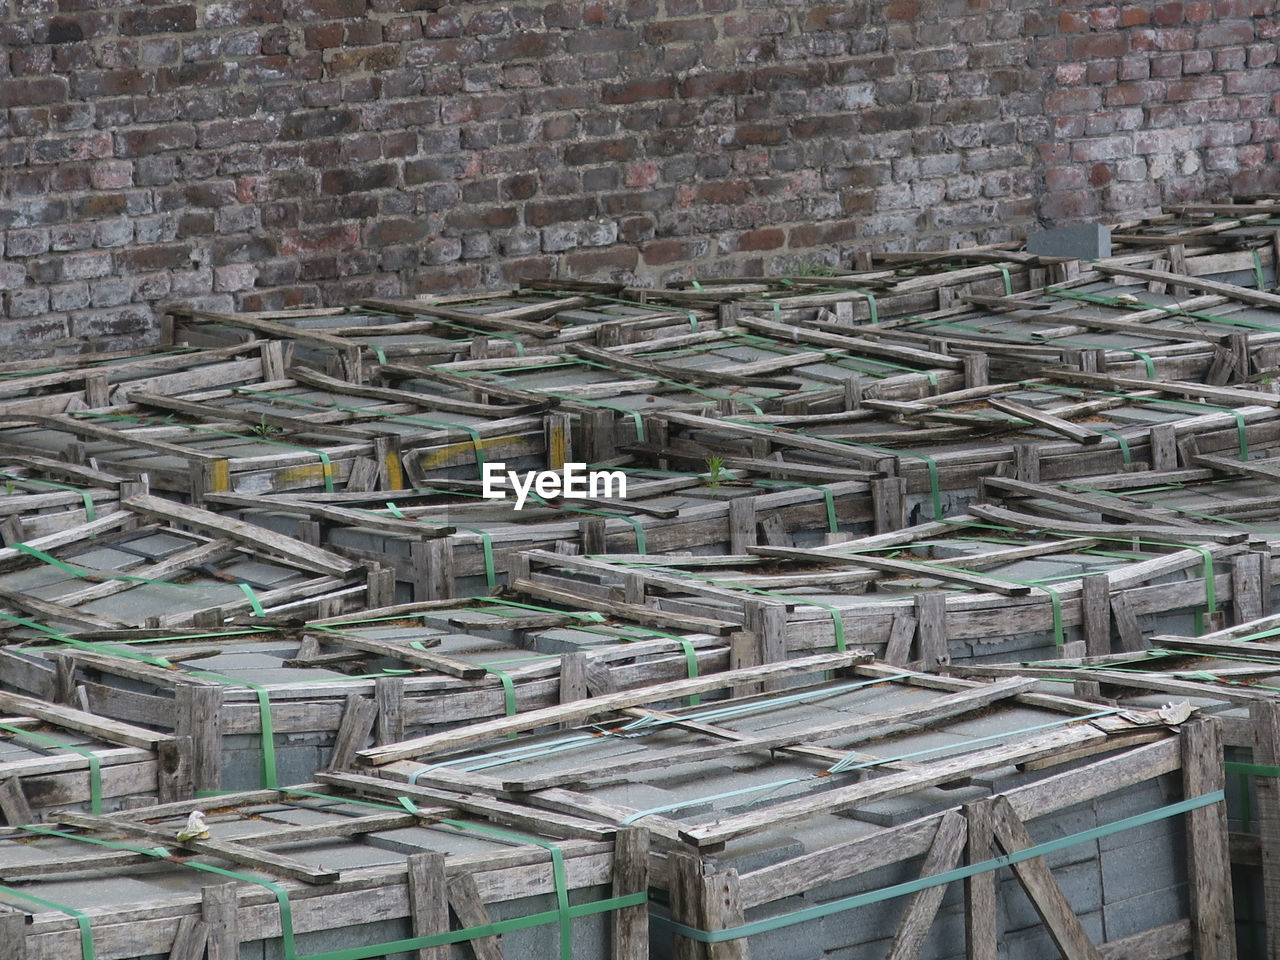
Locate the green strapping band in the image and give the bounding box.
[0,883,95,960]
[564,622,701,704]
[859,289,878,324]
[382,501,497,590]
[17,824,299,959]
[998,266,1012,296]
[655,790,1224,943]
[10,542,266,619]
[0,721,101,814]
[438,814,573,960]
[1227,761,1280,778]
[184,669,280,789]
[0,471,96,521]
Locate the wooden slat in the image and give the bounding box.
[356,652,868,765]
[122,494,358,577]
[886,811,967,960]
[57,812,339,884]
[746,544,1032,596]
[1181,719,1235,960]
[407,851,450,960]
[989,796,1103,960]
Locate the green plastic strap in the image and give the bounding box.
[184,670,279,789]
[0,610,71,637]
[238,582,266,617]
[300,892,648,960]
[0,721,101,814]
[859,290,878,324]
[998,266,1012,296]
[438,814,573,960]
[480,596,605,622]
[0,471,96,521]
[16,824,297,960]
[1097,430,1132,462]
[656,789,1224,943]
[0,882,95,960]
[1227,761,1280,778]
[11,543,268,616]
[691,280,703,291]
[383,501,497,590]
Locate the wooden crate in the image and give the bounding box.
[0,340,289,416]
[350,654,1230,960]
[0,782,647,960]
[639,374,1280,526]
[506,512,1254,667]
[203,471,882,601]
[0,688,188,826]
[0,493,386,633]
[0,597,739,792]
[168,289,718,381]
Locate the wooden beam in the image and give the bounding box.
[446,871,506,960]
[986,398,1102,445]
[202,882,239,960]
[964,801,997,960]
[746,545,1032,596]
[612,827,649,960]
[1180,719,1235,960]
[1251,701,1280,960]
[356,652,868,765]
[989,796,1103,960]
[887,811,967,960]
[407,851,450,960]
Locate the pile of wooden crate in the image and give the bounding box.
[7,204,1280,959]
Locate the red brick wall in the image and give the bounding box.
[0,0,1277,351]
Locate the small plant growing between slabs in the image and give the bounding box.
[251,414,282,438]
[704,454,726,491]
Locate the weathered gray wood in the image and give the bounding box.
[122,494,358,577]
[579,518,606,556]
[729,496,757,554]
[175,684,223,792]
[1181,719,1235,960]
[376,676,405,745]
[0,778,32,827]
[408,851,450,960]
[887,811,967,960]
[0,904,27,960]
[357,652,866,764]
[989,796,1103,960]
[915,593,948,669]
[704,868,746,960]
[446,871,505,960]
[987,397,1101,445]
[1149,423,1177,472]
[1251,701,1280,960]
[884,614,918,666]
[964,801,997,960]
[612,827,649,960]
[1109,592,1143,653]
[1082,574,1111,658]
[328,694,378,771]
[872,476,906,533]
[156,736,191,804]
[747,545,1033,596]
[1013,442,1040,482]
[1232,553,1264,625]
[670,850,705,960]
[166,914,208,960]
[202,882,239,960]
[559,652,587,707]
